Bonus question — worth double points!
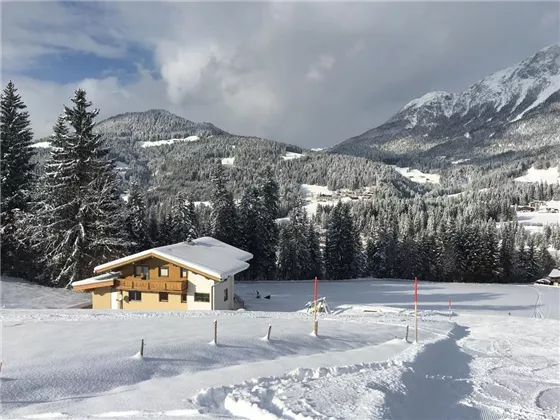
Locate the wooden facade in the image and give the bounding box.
[117,256,189,293]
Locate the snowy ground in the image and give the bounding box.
[1,279,559,420]
[140,136,200,148]
[516,200,560,232]
[391,166,441,184]
[282,152,304,160]
[515,167,560,184]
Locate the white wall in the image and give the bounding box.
[186,271,213,310]
[213,276,233,310]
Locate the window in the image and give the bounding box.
[180,268,188,278]
[129,291,142,301]
[134,265,149,280]
[224,288,228,302]
[159,292,168,302]
[194,293,210,302]
[159,266,169,277]
[181,293,187,303]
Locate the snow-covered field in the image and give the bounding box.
[515,167,560,184]
[1,279,559,420]
[140,136,200,148]
[281,152,304,160]
[391,166,441,184]
[30,141,53,149]
[516,200,560,231]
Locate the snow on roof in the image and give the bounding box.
[72,272,121,287]
[549,269,560,278]
[94,237,253,280]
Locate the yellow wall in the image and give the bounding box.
[123,290,187,310]
[91,287,112,309]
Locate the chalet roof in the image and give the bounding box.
[94,237,253,280]
[71,271,121,289]
[549,268,560,278]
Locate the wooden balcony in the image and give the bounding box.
[115,279,187,293]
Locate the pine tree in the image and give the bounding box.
[498,223,516,283]
[148,213,159,247]
[365,238,378,277]
[307,221,323,279]
[258,170,280,279]
[522,237,540,283]
[277,225,296,280]
[171,193,198,243]
[1,81,35,274]
[238,186,265,279]
[35,90,127,287]
[537,244,555,279]
[324,203,342,280]
[324,202,358,280]
[125,181,151,252]
[157,213,174,246]
[210,164,237,245]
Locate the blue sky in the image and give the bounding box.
[18,45,158,85]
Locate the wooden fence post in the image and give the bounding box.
[214,319,218,344]
[405,325,409,342]
[140,339,144,357]
[267,324,272,340]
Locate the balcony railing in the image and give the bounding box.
[115,279,187,293]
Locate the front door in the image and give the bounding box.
[110,290,119,309]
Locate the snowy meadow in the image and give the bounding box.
[1,278,559,420]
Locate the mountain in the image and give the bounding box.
[332,45,560,168]
[93,109,226,140]
[31,109,425,215]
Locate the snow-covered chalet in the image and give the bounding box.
[71,237,252,310]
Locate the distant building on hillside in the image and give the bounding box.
[71,237,252,311]
[516,205,535,213]
[529,200,547,210]
[548,269,560,284]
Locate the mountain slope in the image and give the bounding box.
[32,109,425,214]
[93,109,226,141]
[332,45,560,167]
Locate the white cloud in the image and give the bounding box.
[2,2,128,71]
[306,54,335,82]
[2,2,558,147]
[157,43,225,104]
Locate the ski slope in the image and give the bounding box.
[1,279,559,420]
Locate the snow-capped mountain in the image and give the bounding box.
[94,109,226,141]
[332,45,560,164]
